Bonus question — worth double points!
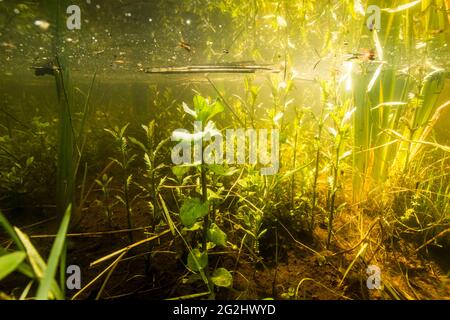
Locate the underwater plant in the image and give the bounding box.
[105,124,136,242]
[0,205,71,300]
[0,0,449,303]
[171,95,236,298]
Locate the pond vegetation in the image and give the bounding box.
[0,0,449,300]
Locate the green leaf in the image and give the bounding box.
[187,249,208,272]
[128,136,147,153]
[210,268,233,287]
[179,198,209,227]
[193,95,208,121]
[0,246,33,278]
[0,251,26,280]
[36,204,72,300]
[206,188,223,201]
[208,164,238,176]
[206,100,224,122]
[14,227,62,299]
[172,165,191,179]
[207,223,227,247]
[120,123,130,137]
[193,95,223,122]
[14,228,47,278]
[26,157,34,167]
[182,222,202,232]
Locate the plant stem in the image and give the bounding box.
[122,149,133,242]
[327,132,343,249]
[200,138,214,299]
[310,107,324,231]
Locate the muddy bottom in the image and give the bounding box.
[1,204,448,300]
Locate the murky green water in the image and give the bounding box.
[0,0,449,301]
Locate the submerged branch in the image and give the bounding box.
[144,63,281,74]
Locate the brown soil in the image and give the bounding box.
[1,202,449,300]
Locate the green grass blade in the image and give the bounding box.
[19,281,34,300]
[59,241,67,298]
[36,204,72,300]
[0,251,26,280]
[14,226,63,299]
[0,246,34,278]
[0,211,25,251]
[158,194,176,236]
[14,227,47,278]
[338,243,368,287]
